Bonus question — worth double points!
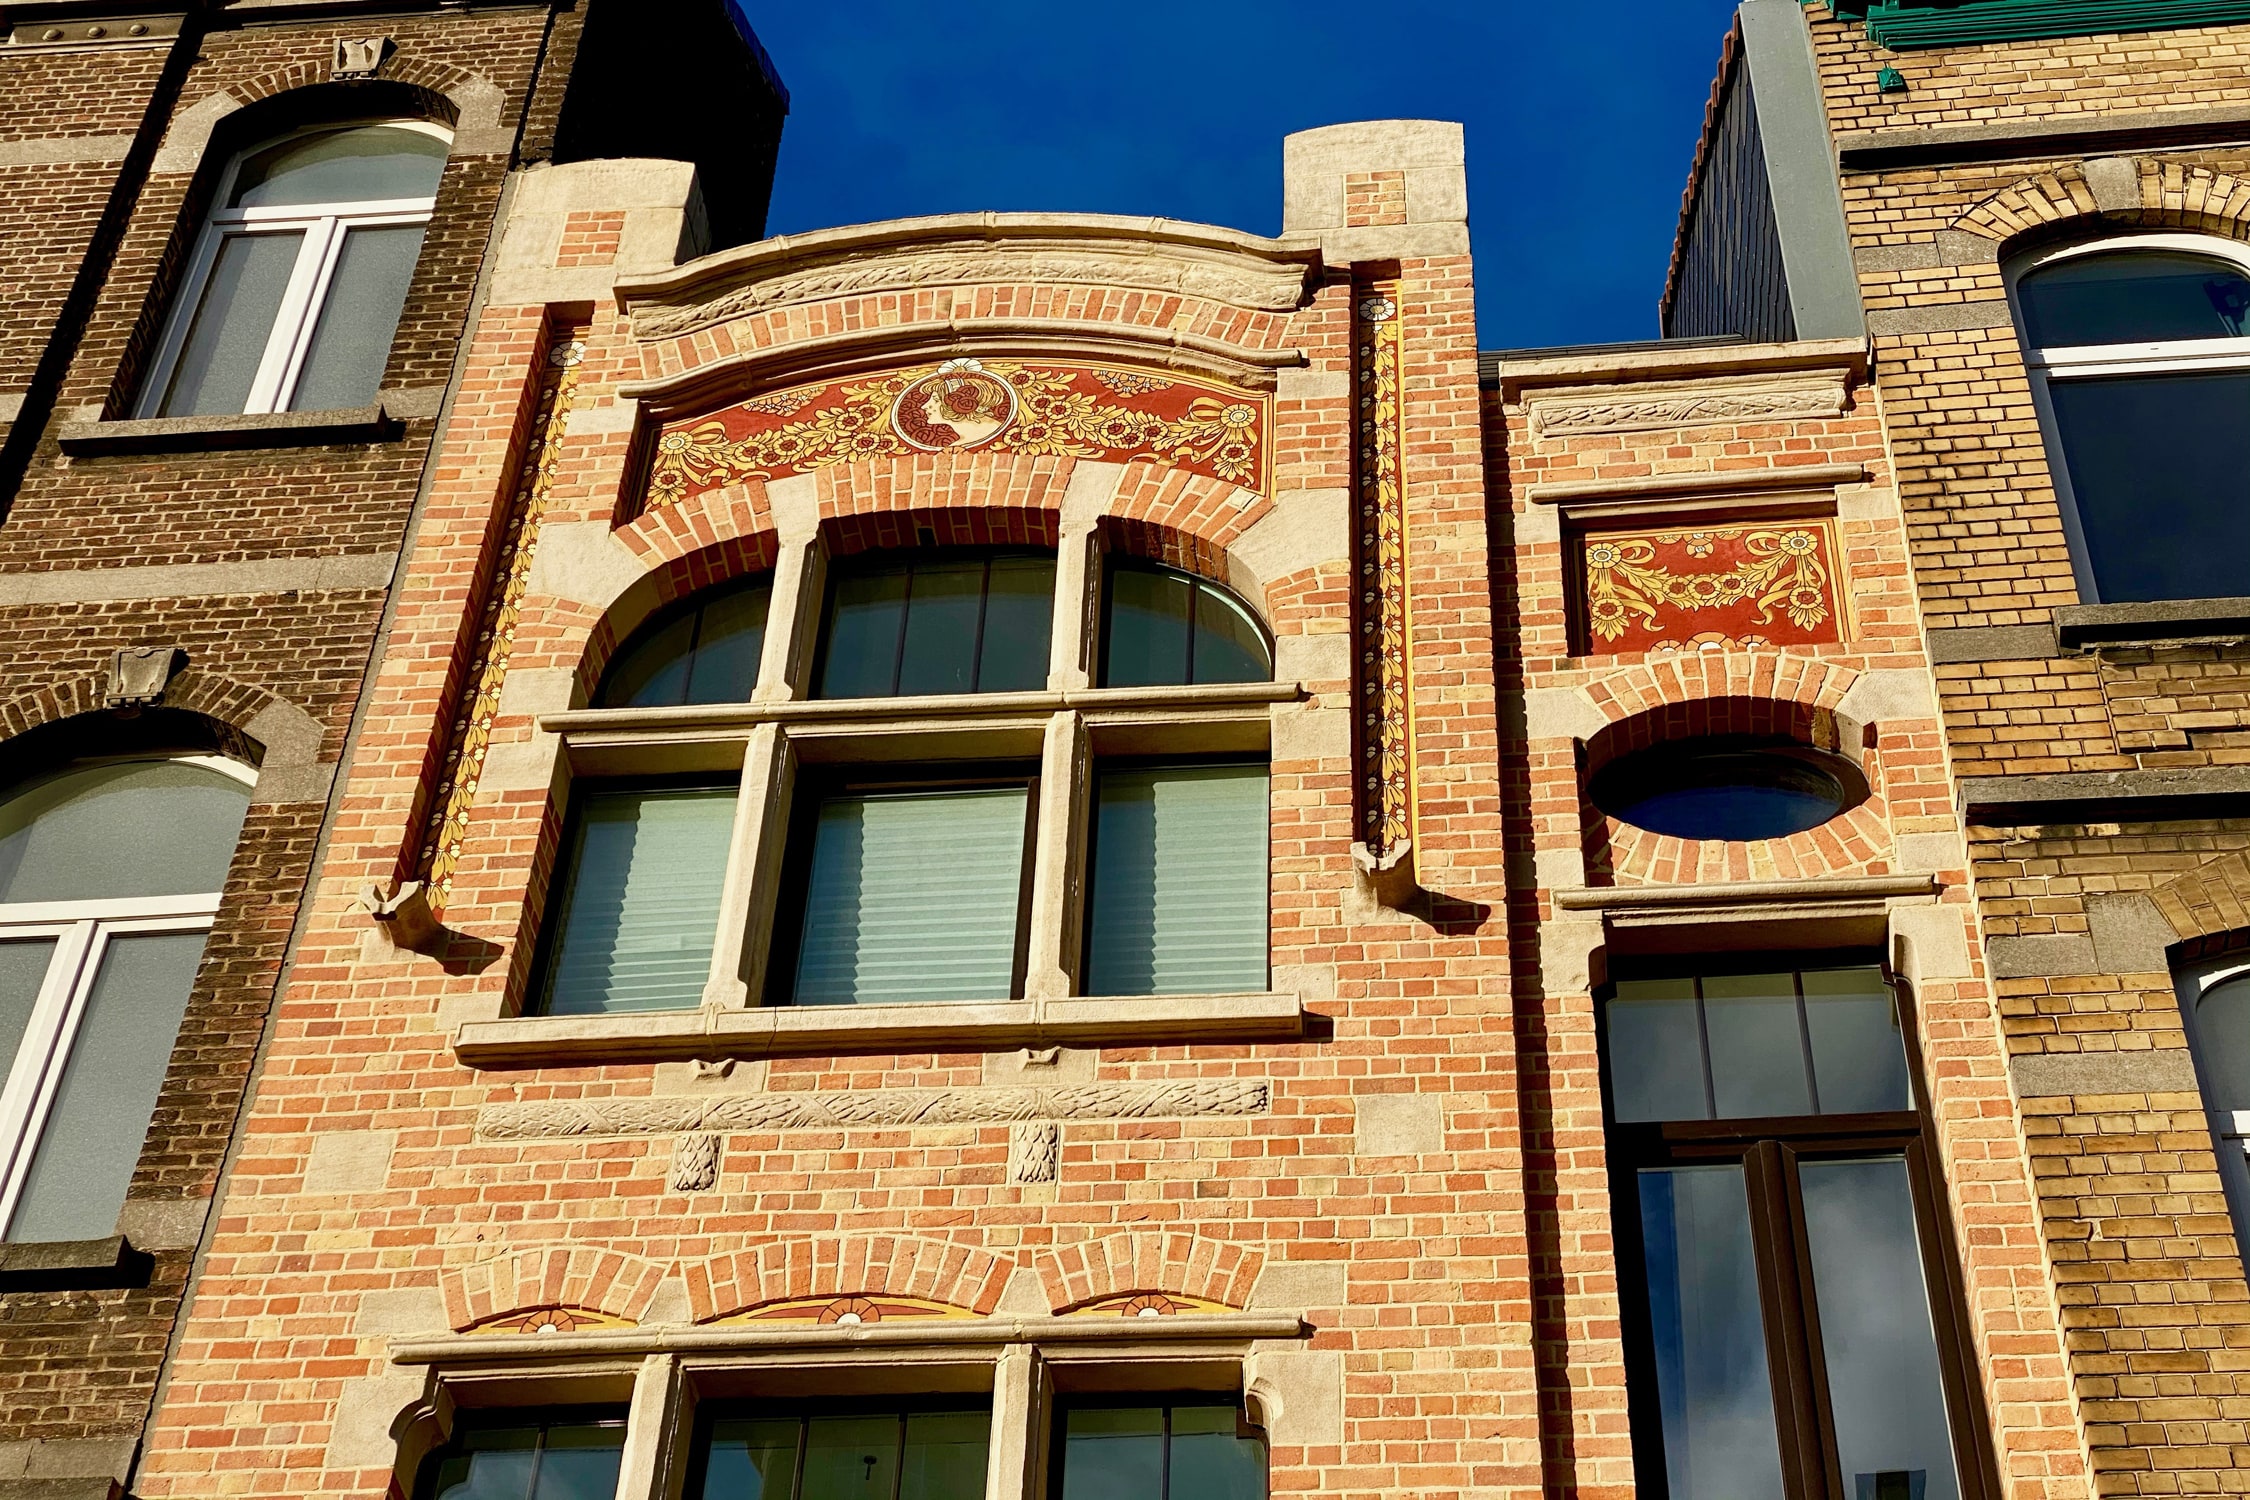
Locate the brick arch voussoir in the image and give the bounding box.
[1954,159,2250,247]
[1034,1232,1263,1315]
[2147,847,2250,963]
[813,451,1075,541]
[684,1236,1017,1323]
[583,498,782,697]
[1581,654,1862,734]
[441,1246,670,1331]
[0,667,310,769]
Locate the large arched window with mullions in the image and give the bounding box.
[139,120,450,417]
[2010,237,2250,603]
[595,574,772,708]
[0,755,252,1242]
[1101,559,1272,688]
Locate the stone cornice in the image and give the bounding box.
[613,212,1324,343]
[1488,337,1867,400]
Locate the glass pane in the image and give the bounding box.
[899,1411,989,1500]
[684,582,770,704]
[1596,745,1850,842]
[231,125,448,208]
[1702,972,1814,1119]
[0,759,251,903]
[597,611,698,709]
[1059,1406,1166,1500]
[2020,251,2250,347]
[896,561,985,696]
[2049,371,2250,603]
[696,1416,801,1500]
[1105,566,1193,687]
[530,1423,631,1500]
[1803,967,1912,1114]
[1800,1158,1962,1500]
[1607,978,1709,1123]
[800,1414,898,1500]
[428,1427,539,1500]
[1086,765,1267,996]
[0,940,56,1094]
[820,567,909,698]
[976,555,1055,692]
[1636,1164,1787,1500]
[792,786,1028,1005]
[289,223,425,411]
[2195,974,2250,1114]
[158,229,304,416]
[1168,1405,1267,1500]
[538,786,737,1015]
[1191,583,1271,685]
[10,930,206,1243]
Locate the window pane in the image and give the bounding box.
[899,1411,989,1500]
[538,786,737,1015]
[425,1420,626,1500]
[0,940,56,1093]
[800,1414,898,1499]
[598,611,698,709]
[1191,583,1271,685]
[428,1427,538,1500]
[231,126,447,208]
[1167,1405,1267,1500]
[1608,978,1709,1123]
[1105,566,1193,687]
[895,561,985,696]
[1059,1406,1166,1500]
[1803,967,1912,1114]
[290,223,426,411]
[2195,974,2250,1114]
[820,568,909,698]
[597,580,771,709]
[793,786,1028,1004]
[2019,251,2250,347]
[1086,765,1267,996]
[685,583,771,703]
[977,555,1055,692]
[1636,1164,1787,1500]
[0,759,251,903]
[158,229,304,416]
[696,1417,801,1500]
[1800,1158,1962,1500]
[9,930,206,1243]
[2049,371,2250,603]
[531,1423,634,1500]
[1702,972,1814,1119]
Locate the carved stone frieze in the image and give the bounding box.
[477,1081,1273,1142]
[1527,373,1849,438]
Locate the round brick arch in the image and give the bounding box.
[0,665,322,779]
[685,1235,1016,1322]
[1953,158,2250,247]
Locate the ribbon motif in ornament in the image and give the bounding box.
[1580,523,1843,650]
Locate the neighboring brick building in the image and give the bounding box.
[0,2,781,1498]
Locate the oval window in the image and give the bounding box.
[1589,737,1864,842]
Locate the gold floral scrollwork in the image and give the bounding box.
[1583,525,1837,648]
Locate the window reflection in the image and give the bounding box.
[1589,737,1860,842]
[596,576,771,708]
[818,552,1054,698]
[1056,1401,1266,1500]
[693,1407,988,1500]
[419,1415,627,1500]
[1102,561,1271,688]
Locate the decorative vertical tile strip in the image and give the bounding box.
[1354,280,1413,855]
[416,328,587,908]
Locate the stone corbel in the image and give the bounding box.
[359,880,442,951]
[105,646,183,709]
[333,36,393,79]
[1351,839,1421,909]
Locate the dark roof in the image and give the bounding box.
[1659,19,1747,332]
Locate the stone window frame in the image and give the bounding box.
[456,530,1306,1067]
[389,1317,1298,1500]
[133,117,454,420]
[0,752,257,1242]
[2169,954,2250,1249]
[2004,230,2250,606]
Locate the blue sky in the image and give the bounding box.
[739,0,1743,351]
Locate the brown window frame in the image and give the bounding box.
[1598,950,2000,1500]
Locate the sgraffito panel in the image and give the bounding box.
[643,358,1269,511]
[1575,517,1847,654]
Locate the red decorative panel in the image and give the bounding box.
[644,358,1269,511]
[1575,518,1847,654]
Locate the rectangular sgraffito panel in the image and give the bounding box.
[1574,518,1847,656]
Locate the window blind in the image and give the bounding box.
[792,786,1029,1005]
[539,785,737,1015]
[1086,764,1268,996]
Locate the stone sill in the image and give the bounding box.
[56,402,401,457]
[453,992,1308,1067]
[0,1234,148,1292]
[1959,765,2250,824]
[2054,598,2250,648]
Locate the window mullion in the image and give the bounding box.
[758,527,826,703]
[1047,515,1103,691]
[1021,710,1089,1000]
[725,724,794,1008]
[248,216,341,413]
[982,1346,1045,1500]
[614,1352,687,1500]
[1744,1139,1835,1500]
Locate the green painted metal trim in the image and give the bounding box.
[1856,0,2250,48]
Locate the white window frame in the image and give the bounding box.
[2173,955,2250,1247]
[0,753,254,1238]
[2006,232,2250,603]
[135,119,451,418]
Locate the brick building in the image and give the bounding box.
[0,2,780,1497]
[8,2,2249,1500]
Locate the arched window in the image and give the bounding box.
[595,575,772,708]
[2175,960,2250,1248]
[815,549,1056,698]
[139,121,450,418]
[2011,238,2250,603]
[0,755,252,1242]
[1101,560,1272,687]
